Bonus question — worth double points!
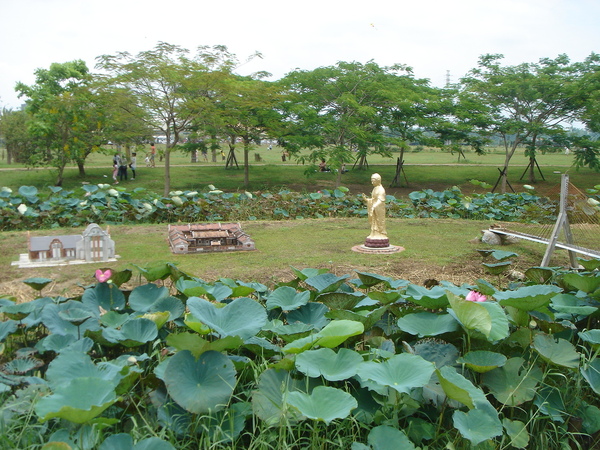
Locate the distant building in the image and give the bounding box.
[17,224,116,267]
[168,223,255,254]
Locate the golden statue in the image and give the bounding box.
[362,173,388,245]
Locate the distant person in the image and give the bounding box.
[130,152,137,180]
[319,159,330,172]
[202,149,208,162]
[150,143,156,167]
[112,154,120,183]
[118,155,128,181]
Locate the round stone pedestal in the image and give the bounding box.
[364,238,389,248]
[351,243,405,254]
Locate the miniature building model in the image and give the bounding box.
[168,223,255,254]
[26,223,116,263]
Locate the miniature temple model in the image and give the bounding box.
[168,223,255,254]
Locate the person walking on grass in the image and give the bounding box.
[112,153,120,184]
[118,155,128,182]
[130,152,137,180]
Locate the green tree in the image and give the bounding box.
[0,108,34,164]
[278,61,405,186]
[15,60,103,185]
[96,42,245,196]
[459,54,596,191]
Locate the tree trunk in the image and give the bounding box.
[528,156,536,184]
[243,143,250,188]
[77,160,86,177]
[164,146,171,196]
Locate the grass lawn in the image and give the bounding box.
[0,218,581,302]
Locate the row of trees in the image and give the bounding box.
[1,42,599,194]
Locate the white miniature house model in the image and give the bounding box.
[14,224,116,268]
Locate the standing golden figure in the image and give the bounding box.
[362,173,389,247]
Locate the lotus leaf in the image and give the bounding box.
[453,402,502,446]
[82,282,126,312]
[447,292,492,338]
[251,368,313,426]
[35,377,119,423]
[533,333,580,369]
[533,386,566,422]
[355,271,393,288]
[479,300,510,342]
[357,353,435,394]
[502,418,530,449]
[45,350,121,390]
[367,425,416,450]
[562,273,600,294]
[166,332,243,358]
[326,306,387,330]
[266,286,310,311]
[183,312,211,334]
[495,285,561,311]
[482,261,512,275]
[290,266,329,281]
[23,277,52,291]
[413,340,459,368]
[0,320,18,342]
[525,267,554,284]
[286,302,330,330]
[582,358,600,395]
[140,311,171,329]
[397,312,459,337]
[128,284,170,312]
[304,273,349,293]
[367,290,401,305]
[458,351,507,373]
[99,434,176,450]
[286,385,357,424]
[164,350,236,414]
[404,285,449,309]
[579,329,600,350]
[491,249,518,261]
[295,348,363,381]
[436,366,488,409]
[175,279,209,297]
[551,293,598,318]
[102,318,158,347]
[187,297,267,340]
[481,357,542,406]
[313,320,364,348]
[41,301,100,337]
[317,291,365,310]
[147,296,185,320]
[578,258,600,272]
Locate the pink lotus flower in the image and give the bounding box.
[465,291,487,302]
[95,269,112,283]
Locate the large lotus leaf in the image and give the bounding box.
[187,297,267,340]
[314,320,364,348]
[183,313,211,334]
[479,300,510,342]
[147,296,185,320]
[290,266,329,281]
[19,185,39,200]
[134,262,172,282]
[1,301,37,320]
[578,258,600,272]
[140,311,171,329]
[357,353,435,394]
[355,271,393,288]
[286,386,357,424]
[195,402,250,444]
[251,368,312,426]
[164,350,236,414]
[166,332,243,358]
[582,358,600,395]
[266,286,310,311]
[286,302,330,330]
[22,276,52,291]
[562,273,600,294]
[128,284,170,312]
[533,333,580,369]
[41,301,100,337]
[367,290,402,305]
[453,402,502,446]
[491,249,518,261]
[482,261,512,275]
[175,279,209,297]
[295,348,363,381]
[458,351,507,373]
[436,366,488,409]
[494,285,561,311]
[45,350,121,390]
[579,330,600,350]
[403,285,449,309]
[578,401,600,435]
[551,294,598,318]
[282,335,319,354]
[304,273,349,293]
[203,283,234,302]
[82,282,126,312]
[35,333,77,353]
[58,307,92,326]
[317,292,365,310]
[35,377,118,423]
[533,386,566,423]
[0,320,18,342]
[481,357,542,406]
[525,267,555,284]
[413,340,459,368]
[502,418,530,449]
[102,318,158,347]
[367,425,416,450]
[99,434,176,450]
[100,311,129,328]
[397,312,459,337]
[447,292,492,338]
[325,306,387,330]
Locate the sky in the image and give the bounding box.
[1,0,599,110]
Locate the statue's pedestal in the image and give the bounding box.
[364,238,389,248]
[352,241,404,254]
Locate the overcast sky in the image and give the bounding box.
[1,0,599,109]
